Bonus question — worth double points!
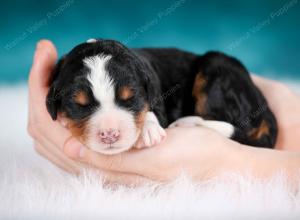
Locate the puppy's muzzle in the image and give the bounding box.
[98,128,120,144]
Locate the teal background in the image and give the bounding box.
[1,0,300,84]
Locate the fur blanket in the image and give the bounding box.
[0,82,300,220]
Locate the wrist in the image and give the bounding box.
[203,139,244,179]
[217,141,246,175]
[224,144,300,180]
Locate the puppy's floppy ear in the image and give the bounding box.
[134,56,160,107]
[46,82,61,120]
[143,70,158,108]
[46,57,65,120]
[133,53,168,126]
[142,66,168,127]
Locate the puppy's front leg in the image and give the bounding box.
[137,112,166,148]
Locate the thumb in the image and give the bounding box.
[29,40,58,94]
[63,137,85,159]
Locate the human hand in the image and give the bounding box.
[63,126,242,185]
[251,75,300,150]
[27,40,84,174]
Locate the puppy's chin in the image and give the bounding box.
[89,145,132,155]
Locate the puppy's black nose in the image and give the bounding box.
[98,129,120,144]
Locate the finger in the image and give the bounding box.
[38,133,81,169]
[28,40,58,98]
[34,141,79,174]
[29,112,75,151]
[63,136,85,159]
[38,120,75,150]
[63,138,150,174]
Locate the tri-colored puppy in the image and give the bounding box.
[46,39,277,155]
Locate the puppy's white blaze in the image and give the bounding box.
[84,55,114,108]
[84,55,139,154]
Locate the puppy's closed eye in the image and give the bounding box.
[118,86,134,101]
[73,90,90,106]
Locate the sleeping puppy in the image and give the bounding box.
[46,39,277,155]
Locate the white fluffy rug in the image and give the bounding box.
[1,82,300,220]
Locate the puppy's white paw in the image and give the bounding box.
[168,116,205,128]
[136,112,166,148]
[141,120,166,147]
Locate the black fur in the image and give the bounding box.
[47,39,277,148]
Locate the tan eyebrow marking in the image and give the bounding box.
[74,90,89,106]
[119,86,134,100]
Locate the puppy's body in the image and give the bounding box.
[46,39,277,154]
[135,48,277,147]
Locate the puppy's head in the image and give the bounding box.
[46,39,154,154]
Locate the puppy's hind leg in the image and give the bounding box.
[169,116,235,138]
[168,116,205,128]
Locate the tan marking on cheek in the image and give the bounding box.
[66,119,89,143]
[192,73,207,115]
[248,120,270,140]
[135,105,149,130]
[74,91,89,106]
[119,86,134,100]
